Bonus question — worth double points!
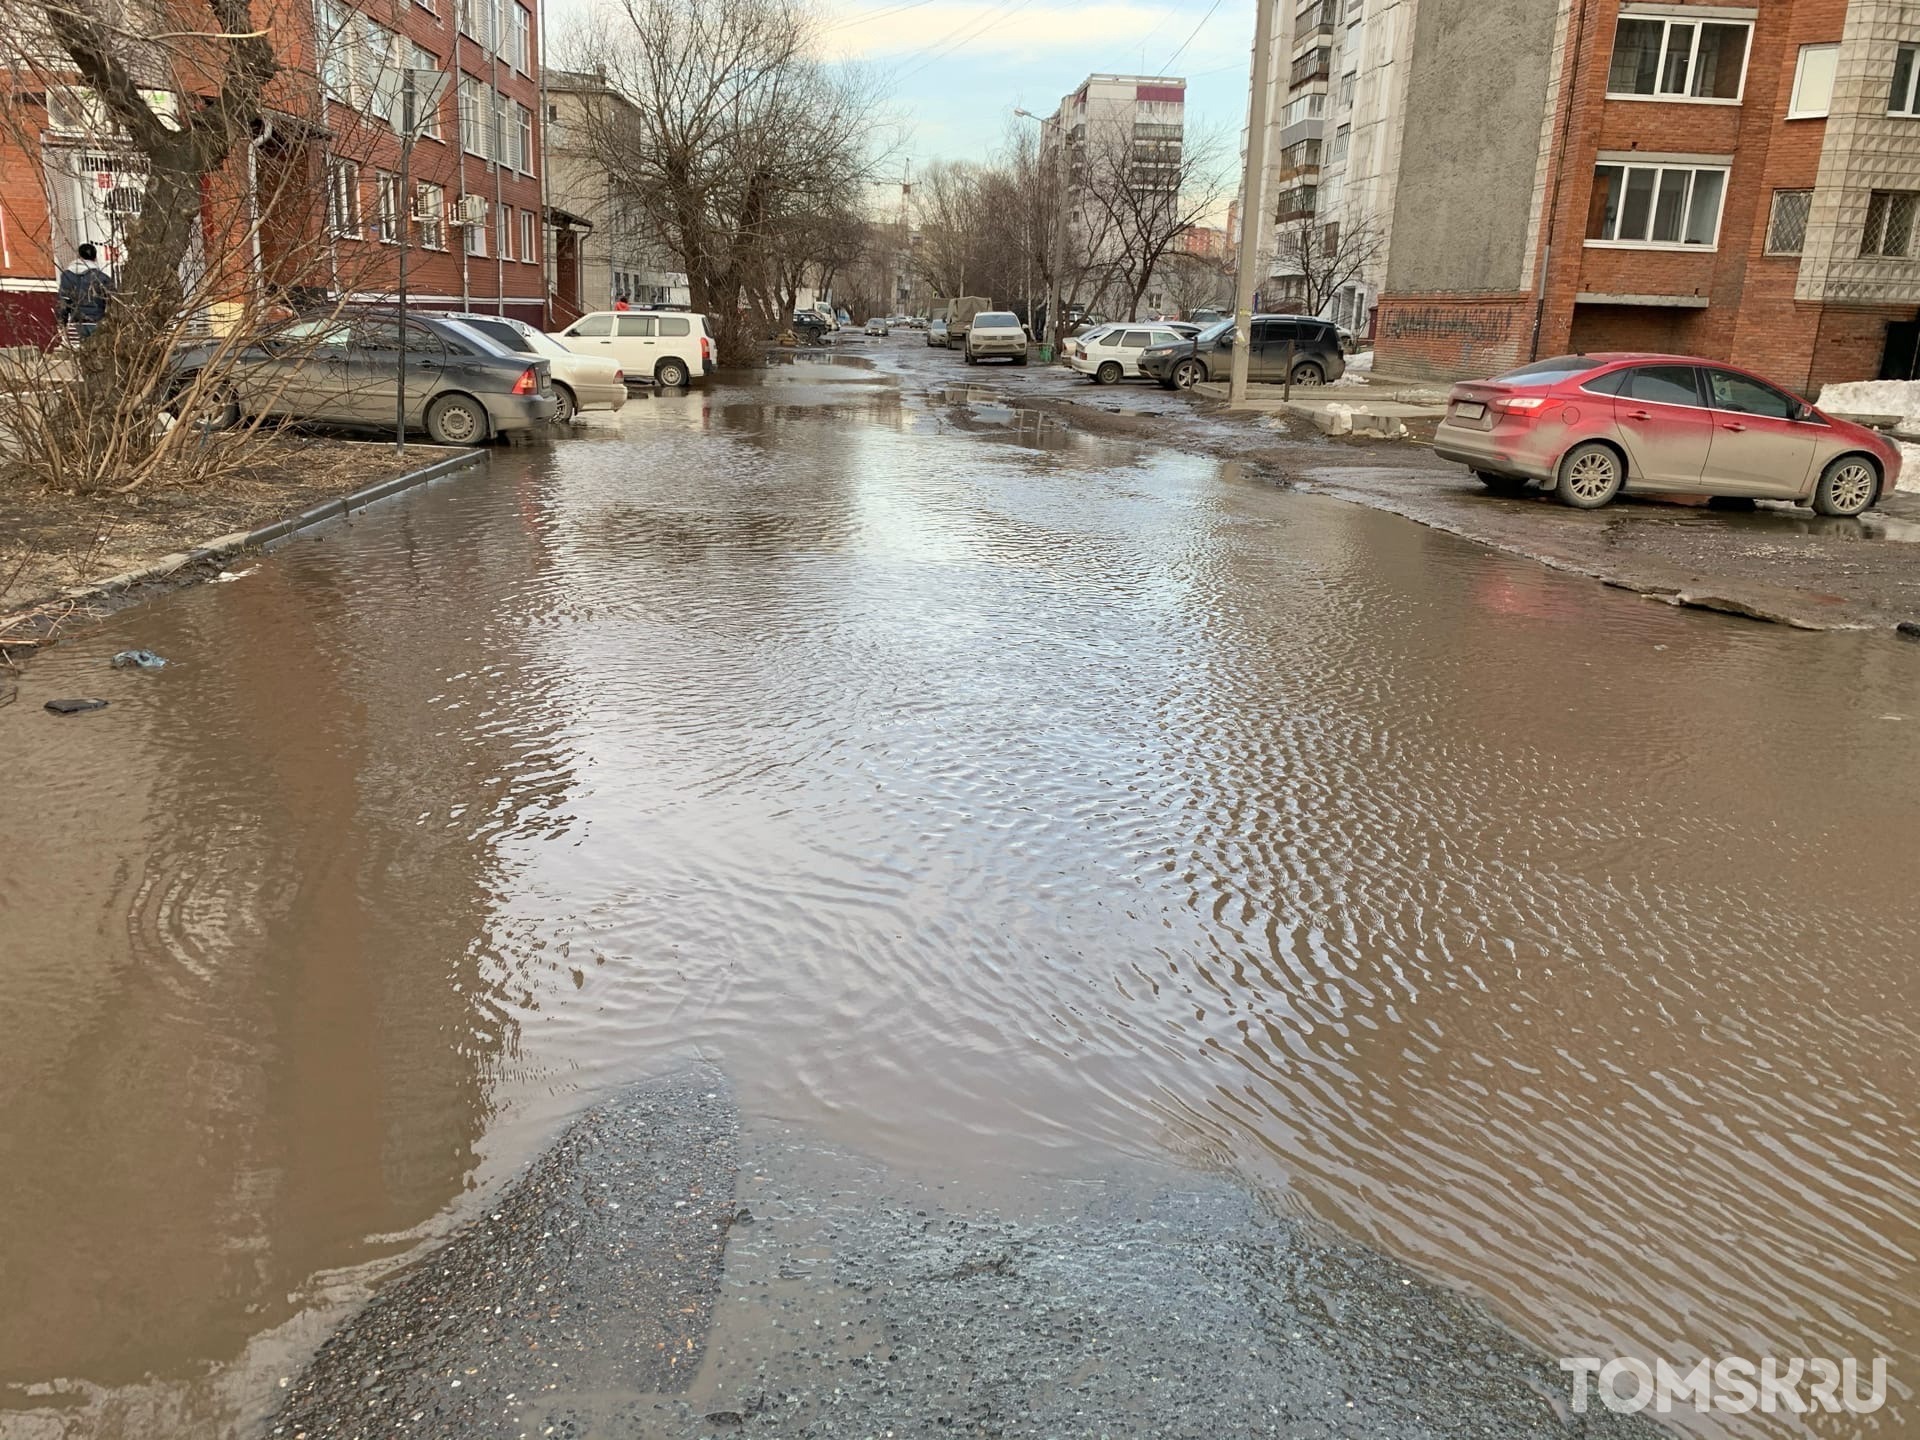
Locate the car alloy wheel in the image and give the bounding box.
[1173,359,1203,389]
[1555,442,1623,509]
[552,384,577,424]
[1290,361,1326,386]
[1813,456,1878,517]
[1096,360,1122,385]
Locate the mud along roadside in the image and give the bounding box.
[271,1069,1666,1440]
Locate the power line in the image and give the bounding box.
[894,0,1037,84]
[1159,0,1224,75]
[825,0,942,34]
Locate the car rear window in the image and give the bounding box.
[460,317,533,353]
[1492,356,1605,385]
[658,316,691,336]
[1580,368,1629,395]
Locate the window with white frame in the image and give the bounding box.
[416,181,445,249]
[1282,91,1324,126]
[465,197,488,255]
[1861,190,1917,257]
[374,170,400,241]
[1892,45,1920,117]
[493,0,513,59]
[498,204,513,258]
[1606,14,1750,101]
[1789,44,1838,118]
[520,207,536,262]
[494,91,513,165]
[517,103,535,172]
[1766,189,1811,254]
[458,0,490,46]
[408,45,442,138]
[1587,162,1728,247]
[327,157,361,237]
[510,4,530,72]
[459,77,486,157]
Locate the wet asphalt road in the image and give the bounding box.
[5,347,1918,1440]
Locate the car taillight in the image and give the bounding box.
[1496,395,1549,413]
[512,366,538,396]
[613,369,624,383]
[701,336,713,362]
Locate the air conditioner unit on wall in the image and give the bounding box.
[451,194,487,227]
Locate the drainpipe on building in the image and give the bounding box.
[491,27,505,313]
[455,19,471,308]
[1530,0,1591,362]
[536,16,551,324]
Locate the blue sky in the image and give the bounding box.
[819,0,1256,177]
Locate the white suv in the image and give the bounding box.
[554,309,717,387]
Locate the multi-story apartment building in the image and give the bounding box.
[543,69,689,323]
[1251,0,1418,337]
[1043,72,1187,319]
[1375,0,1920,388]
[0,0,547,346]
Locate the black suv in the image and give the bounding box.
[1138,315,1346,390]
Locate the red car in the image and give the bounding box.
[1433,353,1901,516]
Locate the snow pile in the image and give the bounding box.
[1346,349,1375,373]
[1814,379,1920,423]
[1900,443,1920,493]
[1327,371,1369,388]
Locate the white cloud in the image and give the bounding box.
[821,0,1240,73]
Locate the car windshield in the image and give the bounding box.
[975,313,1019,327]
[1197,319,1235,343]
[1492,356,1604,385]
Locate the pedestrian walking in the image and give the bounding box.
[57,242,114,340]
[614,293,630,312]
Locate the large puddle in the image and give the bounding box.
[3,362,1917,1437]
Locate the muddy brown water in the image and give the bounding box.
[3,360,1917,1437]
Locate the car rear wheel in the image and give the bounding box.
[1290,360,1326,386]
[552,383,578,424]
[166,375,241,433]
[1096,360,1122,385]
[655,358,690,388]
[1812,455,1879,517]
[1555,442,1624,509]
[425,393,487,446]
[1474,470,1529,495]
[1173,359,1204,390]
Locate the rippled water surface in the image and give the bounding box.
[4,359,1918,1437]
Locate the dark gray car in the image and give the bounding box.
[171,311,557,444]
[1139,315,1346,390]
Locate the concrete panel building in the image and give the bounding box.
[1375,0,1920,388]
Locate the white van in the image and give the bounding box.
[554,309,717,387]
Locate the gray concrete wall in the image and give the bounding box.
[1385,0,1563,294]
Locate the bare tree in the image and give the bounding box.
[1072,114,1230,321]
[1158,250,1231,319]
[563,0,884,362]
[1267,214,1386,319]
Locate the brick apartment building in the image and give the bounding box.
[0,0,548,347]
[1374,0,1920,390]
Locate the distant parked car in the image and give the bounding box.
[964,311,1029,365]
[864,318,890,336]
[554,309,717,387]
[1139,315,1345,390]
[1187,308,1226,328]
[792,312,831,343]
[168,310,556,444]
[429,310,625,423]
[1067,322,1192,384]
[1434,353,1903,514]
[927,318,949,348]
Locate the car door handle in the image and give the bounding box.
[1720,422,1747,432]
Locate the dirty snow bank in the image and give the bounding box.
[1815,379,1920,423]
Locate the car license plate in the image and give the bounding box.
[1455,401,1485,420]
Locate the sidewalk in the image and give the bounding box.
[1196,368,1451,430]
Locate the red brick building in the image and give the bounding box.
[0,0,548,346]
[1375,0,1920,391]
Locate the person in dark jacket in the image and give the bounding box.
[56,242,114,337]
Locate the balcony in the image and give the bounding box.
[1275,183,1318,222]
[1289,47,1331,88]
[1275,138,1322,183]
[1293,0,1336,41]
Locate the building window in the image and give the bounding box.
[498,204,513,259]
[457,0,489,45]
[408,45,442,139]
[1861,190,1918,258]
[1587,162,1727,247]
[459,77,486,158]
[465,197,488,256]
[1789,44,1838,119]
[517,103,535,172]
[1766,189,1811,254]
[512,4,532,73]
[1338,70,1355,110]
[1892,46,1920,117]
[327,158,360,237]
[1606,15,1750,102]
[416,181,445,249]
[521,207,536,262]
[1281,91,1324,126]
[374,171,400,242]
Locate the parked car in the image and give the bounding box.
[1067,322,1194,384]
[168,310,556,444]
[926,318,949,348]
[1139,315,1345,390]
[792,312,831,343]
[1433,353,1902,514]
[428,311,625,423]
[864,318,890,337]
[1187,308,1226,328]
[964,311,1029,365]
[554,308,717,387]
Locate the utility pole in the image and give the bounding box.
[396,66,416,454]
[1229,0,1277,407]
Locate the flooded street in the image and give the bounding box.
[4,356,1918,1437]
